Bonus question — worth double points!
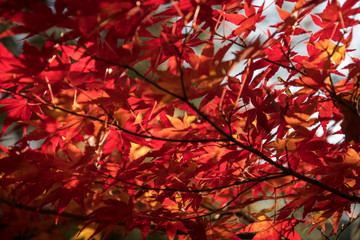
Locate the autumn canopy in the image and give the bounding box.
[1,0,360,239]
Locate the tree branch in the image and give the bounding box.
[109,54,360,204]
[92,169,289,193]
[0,198,89,221]
[2,89,228,143]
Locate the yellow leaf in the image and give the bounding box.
[130,142,150,160]
[133,112,143,125]
[183,113,196,127]
[114,108,131,127]
[71,224,100,240]
[310,39,346,65]
[332,45,346,64]
[346,179,356,188]
[268,138,302,157]
[256,214,270,221]
[285,113,316,127]
[166,115,185,129]
[66,142,82,161]
[344,148,360,166]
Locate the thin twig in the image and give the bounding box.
[0,198,89,221]
[92,169,288,193]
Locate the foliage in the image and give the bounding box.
[1,0,360,239]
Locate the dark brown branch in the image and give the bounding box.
[0,198,89,221]
[85,51,360,203]
[2,89,228,143]
[0,197,258,239]
[92,169,288,193]
[119,54,360,204]
[210,31,308,76]
[133,182,260,222]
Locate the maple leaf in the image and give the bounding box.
[309,39,346,65]
[0,97,32,136]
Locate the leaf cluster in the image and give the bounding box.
[1,0,360,239]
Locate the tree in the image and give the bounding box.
[1,0,360,239]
